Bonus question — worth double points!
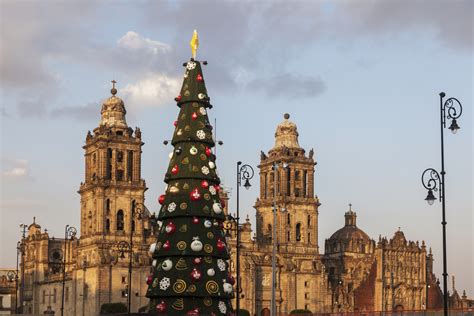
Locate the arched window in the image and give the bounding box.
[127,150,133,180]
[307,215,311,227]
[286,167,291,196]
[296,223,301,241]
[117,210,124,231]
[287,231,290,241]
[132,220,135,232]
[105,219,110,232]
[308,232,311,243]
[287,213,291,225]
[106,148,112,179]
[106,199,110,214]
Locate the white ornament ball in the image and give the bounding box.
[168,152,173,159]
[213,202,223,214]
[209,161,215,169]
[207,268,215,277]
[191,238,203,252]
[204,219,212,228]
[152,259,157,267]
[149,243,157,254]
[189,146,198,155]
[223,282,233,294]
[162,259,173,271]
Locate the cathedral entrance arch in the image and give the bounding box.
[261,307,270,316]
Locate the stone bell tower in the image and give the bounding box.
[76,82,150,315]
[79,81,147,241]
[255,113,320,252]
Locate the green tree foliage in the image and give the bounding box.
[145,58,234,315]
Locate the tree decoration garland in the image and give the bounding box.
[146,32,234,315]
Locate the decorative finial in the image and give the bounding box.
[349,203,352,211]
[33,216,36,224]
[190,30,199,59]
[284,113,290,120]
[398,226,401,231]
[111,80,117,96]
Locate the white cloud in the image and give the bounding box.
[2,158,30,178]
[121,74,181,108]
[117,31,171,55]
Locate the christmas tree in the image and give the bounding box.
[146,31,234,315]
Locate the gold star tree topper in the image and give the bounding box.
[190,29,199,59]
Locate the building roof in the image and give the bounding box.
[273,113,300,149]
[327,206,371,244]
[99,82,128,128]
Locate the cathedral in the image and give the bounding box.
[225,114,472,315]
[15,87,155,315]
[7,88,473,315]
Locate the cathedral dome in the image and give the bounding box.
[325,206,373,254]
[273,113,300,149]
[99,82,128,128]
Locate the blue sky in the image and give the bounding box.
[1,0,472,294]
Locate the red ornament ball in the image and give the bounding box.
[190,268,202,281]
[146,275,153,285]
[173,120,178,127]
[190,188,201,201]
[156,301,167,313]
[217,238,226,252]
[187,307,200,316]
[165,221,176,235]
[171,165,179,174]
[162,240,171,250]
[158,194,166,205]
[193,257,202,265]
[201,180,209,188]
[192,216,200,224]
[197,74,203,82]
[220,199,226,208]
[175,95,182,102]
[191,112,198,120]
[214,185,220,192]
[227,274,236,285]
[205,147,212,157]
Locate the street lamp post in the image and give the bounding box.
[236,161,254,314]
[61,225,77,316]
[421,92,463,316]
[114,240,132,313]
[15,241,21,314]
[126,202,145,315]
[19,223,27,314]
[271,161,288,316]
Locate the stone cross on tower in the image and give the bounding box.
[111,80,117,95]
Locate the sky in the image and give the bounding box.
[1,0,472,295]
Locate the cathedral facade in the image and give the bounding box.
[9,92,472,315]
[17,87,154,315]
[227,114,449,315]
